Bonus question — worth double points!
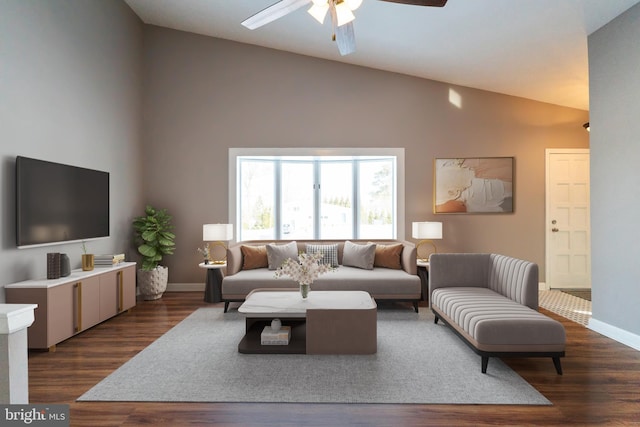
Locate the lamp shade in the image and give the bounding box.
[203,224,233,241]
[412,222,443,240]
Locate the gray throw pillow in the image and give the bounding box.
[266,241,298,270]
[342,241,376,270]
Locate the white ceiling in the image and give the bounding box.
[124,0,640,110]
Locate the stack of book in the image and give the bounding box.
[261,325,291,345]
[94,253,126,267]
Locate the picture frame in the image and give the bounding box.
[433,157,514,214]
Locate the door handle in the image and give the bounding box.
[552,227,559,232]
[74,282,82,332]
[118,271,124,312]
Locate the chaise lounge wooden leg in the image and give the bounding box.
[224,301,229,313]
[434,315,439,325]
[413,301,419,313]
[552,356,563,375]
[481,356,489,373]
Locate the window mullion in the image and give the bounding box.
[353,160,359,239]
[275,160,282,240]
[314,160,321,239]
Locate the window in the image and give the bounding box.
[230,148,405,241]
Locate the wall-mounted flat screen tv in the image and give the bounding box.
[16,156,110,248]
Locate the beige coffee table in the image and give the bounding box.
[237,289,377,355]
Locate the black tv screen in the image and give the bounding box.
[16,156,109,247]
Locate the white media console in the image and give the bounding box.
[5,262,136,351]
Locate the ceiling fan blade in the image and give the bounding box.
[335,22,356,56]
[242,0,311,30]
[378,0,448,6]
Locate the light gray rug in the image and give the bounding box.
[78,307,550,405]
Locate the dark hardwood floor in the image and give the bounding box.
[27,292,640,426]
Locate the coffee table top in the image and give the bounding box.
[238,290,376,318]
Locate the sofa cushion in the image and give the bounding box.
[342,241,376,270]
[306,243,339,267]
[240,245,268,270]
[431,287,566,352]
[266,241,298,270]
[222,265,421,299]
[372,242,403,269]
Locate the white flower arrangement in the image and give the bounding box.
[274,251,333,285]
[197,244,210,260]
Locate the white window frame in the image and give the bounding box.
[229,148,405,243]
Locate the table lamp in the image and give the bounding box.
[203,224,233,264]
[411,221,443,262]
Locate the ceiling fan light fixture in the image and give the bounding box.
[345,0,363,10]
[308,3,329,24]
[335,1,356,26]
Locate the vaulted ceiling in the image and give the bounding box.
[125,0,640,110]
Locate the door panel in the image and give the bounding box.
[48,283,75,346]
[121,265,136,311]
[99,270,118,320]
[81,276,101,330]
[545,149,591,289]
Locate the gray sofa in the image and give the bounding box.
[222,240,422,312]
[429,253,566,374]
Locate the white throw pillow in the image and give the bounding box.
[266,241,298,270]
[305,243,339,267]
[342,241,376,270]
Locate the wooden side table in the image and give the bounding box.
[199,262,226,303]
[417,260,429,301]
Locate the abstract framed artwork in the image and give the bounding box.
[433,157,514,214]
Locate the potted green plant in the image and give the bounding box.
[133,205,176,300]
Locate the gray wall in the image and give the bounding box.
[589,3,640,341]
[0,0,144,302]
[141,26,589,284]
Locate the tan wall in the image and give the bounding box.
[141,26,589,284]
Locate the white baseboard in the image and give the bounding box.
[166,282,205,292]
[539,282,549,291]
[588,317,640,352]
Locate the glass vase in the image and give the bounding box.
[299,283,310,299]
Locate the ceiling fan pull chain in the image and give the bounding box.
[330,0,337,41]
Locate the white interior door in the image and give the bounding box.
[545,149,591,289]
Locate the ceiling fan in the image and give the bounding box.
[242,0,448,56]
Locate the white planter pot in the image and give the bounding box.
[137,266,168,300]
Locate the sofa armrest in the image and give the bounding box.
[226,244,244,276]
[428,253,491,299]
[400,241,417,275]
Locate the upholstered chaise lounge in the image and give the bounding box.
[429,253,566,374]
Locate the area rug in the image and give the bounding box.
[78,307,550,405]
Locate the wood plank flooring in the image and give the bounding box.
[27,292,640,426]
